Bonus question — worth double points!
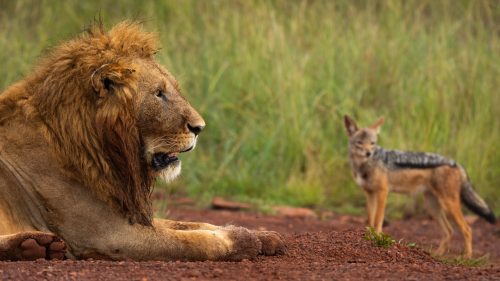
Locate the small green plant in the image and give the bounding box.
[364,227,395,248]
[438,255,490,267]
[406,242,417,248]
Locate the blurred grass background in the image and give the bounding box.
[1,0,498,217]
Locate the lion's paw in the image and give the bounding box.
[10,232,66,260]
[254,230,287,256]
[222,226,262,261]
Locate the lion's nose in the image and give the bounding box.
[187,123,205,136]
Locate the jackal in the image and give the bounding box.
[343,115,496,258]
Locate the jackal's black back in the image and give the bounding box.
[373,147,457,170]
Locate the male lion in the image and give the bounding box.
[0,22,285,261]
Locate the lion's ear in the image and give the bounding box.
[91,62,136,96]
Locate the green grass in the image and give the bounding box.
[406,242,418,248]
[438,254,491,267]
[1,0,499,215]
[364,227,395,248]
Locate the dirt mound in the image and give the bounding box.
[288,230,435,264]
[1,207,499,280]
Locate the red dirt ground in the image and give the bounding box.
[1,206,499,280]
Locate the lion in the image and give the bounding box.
[0,21,285,261]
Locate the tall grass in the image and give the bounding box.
[1,0,498,215]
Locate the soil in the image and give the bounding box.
[1,206,499,280]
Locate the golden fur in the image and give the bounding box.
[0,22,285,261]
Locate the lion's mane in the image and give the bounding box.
[1,22,160,225]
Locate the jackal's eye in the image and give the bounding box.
[371,141,375,145]
[356,141,363,145]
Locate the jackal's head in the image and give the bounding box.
[343,115,384,160]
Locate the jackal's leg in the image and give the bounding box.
[373,188,388,233]
[364,191,377,228]
[0,232,66,261]
[435,212,453,256]
[445,198,472,258]
[425,192,453,256]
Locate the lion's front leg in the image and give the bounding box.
[135,222,263,261]
[154,219,286,257]
[70,218,261,261]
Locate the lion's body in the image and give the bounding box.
[0,22,284,261]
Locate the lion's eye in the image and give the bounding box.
[156,89,167,102]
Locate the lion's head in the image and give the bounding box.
[20,22,205,226]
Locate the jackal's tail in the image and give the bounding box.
[460,180,496,224]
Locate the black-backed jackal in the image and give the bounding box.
[343,115,496,258]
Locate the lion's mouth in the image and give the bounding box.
[152,152,180,170]
[150,140,196,171]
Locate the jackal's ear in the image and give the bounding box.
[343,115,358,136]
[369,117,384,134]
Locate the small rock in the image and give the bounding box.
[273,206,317,218]
[211,197,252,211]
